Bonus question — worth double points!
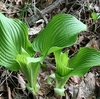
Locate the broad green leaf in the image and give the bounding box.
[15,55,30,82]
[15,55,41,95]
[0,13,34,71]
[68,47,100,76]
[33,14,87,56]
[53,47,100,96]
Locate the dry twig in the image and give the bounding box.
[28,0,66,26]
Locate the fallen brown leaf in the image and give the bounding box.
[17,73,26,92]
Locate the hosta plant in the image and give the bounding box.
[32,14,100,96]
[1,12,100,97]
[0,13,40,95]
[49,47,100,96]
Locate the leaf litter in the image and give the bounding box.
[1,0,100,99]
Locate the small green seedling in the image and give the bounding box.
[1,13,100,97]
[91,12,100,32]
[91,12,100,20]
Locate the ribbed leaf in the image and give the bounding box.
[0,13,33,71]
[53,47,100,96]
[15,55,41,95]
[15,55,30,82]
[33,14,87,56]
[54,50,73,77]
[68,47,100,76]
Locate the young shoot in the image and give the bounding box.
[1,13,100,97]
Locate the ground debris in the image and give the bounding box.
[1,0,100,99]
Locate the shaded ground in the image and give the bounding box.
[0,0,100,99]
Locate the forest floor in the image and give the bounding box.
[1,0,100,99]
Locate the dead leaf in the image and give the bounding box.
[0,85,6,92]
[76,35,84,45]
[85,72,95,87]
[0,1,3,8]
[28,26,42,35]
[17,73,26,92]
[0,1,7,11]
[1,70,6,77]
[70,76,81,84]
[46,0,54,7]
[94,4,100,12]
[77,88,85,99]
[66,72,96,99]
[16,0,23,5]
[86,38,99,50]
[28,19,44,35]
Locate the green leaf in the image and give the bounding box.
[0,13,34,71]
[53,50,72,96]
[68,47,100,76]
[15,55,30,82]
[91,12,100,20]
[54,50,73,77]
[15,54,41,95]
[53,47,100,96]
[29,62,40,95]
[33,14,87,56]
